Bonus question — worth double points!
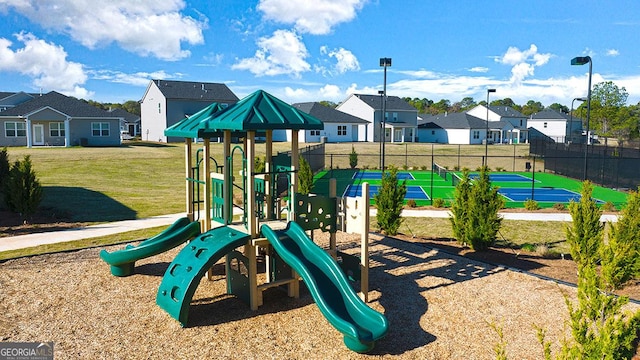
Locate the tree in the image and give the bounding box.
[549,103,570,114]
[520,100,544,116]
[374,166,406,235]
[565,181,604,271]
[4,155,43,221]
[349,146,358,169]
[590,81,629,137]
[600,187,640,290]
[297,156,313,195]
[449,167,503,250]
[0,147,9,191]
[319,100,337,108]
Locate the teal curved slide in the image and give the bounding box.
[261,222,388,353]
[156,226,251,326]
[99,217,201,277]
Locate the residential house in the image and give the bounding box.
[417,112,488,144]
[336,94,417,143]
[528,108,583,143]
[108,108,141,139]
[140,80,239,143]
[467,105,528,144]
[271,102,368,143]
[0,91,122,147]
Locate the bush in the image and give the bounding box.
[402,164,408,170]
[297,156,313,195]
[0,147,9,190]
[524,199,540,210]
[254,156,265,173]
[420,165,427,171]
[432,198,445,208]
[406,199,417,208]
[349,146,358,169]
[4,155,43,221]
[601,201,616,212]
[566,181,604,270]
[374,166,407,236]
[552,203,566,211]
[450,167,504,251]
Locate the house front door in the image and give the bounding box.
[33,124,45,146]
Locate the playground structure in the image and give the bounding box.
[100,90,387,352]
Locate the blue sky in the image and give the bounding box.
[1,0,640,108]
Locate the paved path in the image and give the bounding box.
[0,210,619,253]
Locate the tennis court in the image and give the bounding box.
[468,173,538,182]
[498,187,604,203]
[343,184,430,200]
[313,169,628,209]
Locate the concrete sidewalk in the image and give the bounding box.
[0,210,619,253]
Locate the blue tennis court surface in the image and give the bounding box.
[343,184,429,200]
[469,173,535,182]
[498,187,604,203]
[352,171,415,180]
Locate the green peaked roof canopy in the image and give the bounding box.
[165,89,324,138]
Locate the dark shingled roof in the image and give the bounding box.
[418,112,487,129]
[489,105,526,118]
[292,102,368,124]
[529,108,570,121]
[0,91,121,118]
[108,108,140,122]
[353,94,417,111]
[152,80,238,102]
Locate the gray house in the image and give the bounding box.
[528,108,583,143]
[108,108,141,139]
[467,105,528,144]
[272,102,368,143]
[0,91,122,147]
[140,80,239,143]
[336,94,417,143]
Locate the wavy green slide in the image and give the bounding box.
[100,217,201,277]
[261,222,388,353]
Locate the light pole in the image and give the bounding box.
[485,88,496,167]
[379,57,392,171]
[378,90,384,170]
[569,97,587,144]
[571,56,592,181]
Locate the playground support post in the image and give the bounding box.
[184,138,193,221]
[203,138,212,231]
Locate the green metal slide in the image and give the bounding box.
[156,226,251,326]
[99,217,201,277]
[260,222,388,353]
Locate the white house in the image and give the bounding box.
[528,108,583,143]
[467,105,528,144]
[140,80,238,143]
[417,112,488,144]
[336,94,417,143]
[272,102,368,143]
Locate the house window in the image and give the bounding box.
[543,122,548,128]
[392,112,398,122]
[50,122,65,137]
[5,122,26,137]
[431,130,435,135]
[520,119,523,127]
[473,130,480,139]
[92,122,110,136]
[337,125,347,136]
[310,130,320,136]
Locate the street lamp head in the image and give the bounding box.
[571,56,591,66]
[378,90,384,95]
[575,97,587,102]
[487,88,496,93]
[379,57,392,67]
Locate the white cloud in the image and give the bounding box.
[0,32,91,98]
[327,47,360,73]
[496,44,552,85]
[606,49,620,57]
[468,67,489,73]
[90,70,180,86]
[1,0,206,61]
[232,30,311,77]
[257,0,367,35]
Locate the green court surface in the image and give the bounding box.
[313,169,629,209]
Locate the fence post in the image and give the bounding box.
[430,143,434,205]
